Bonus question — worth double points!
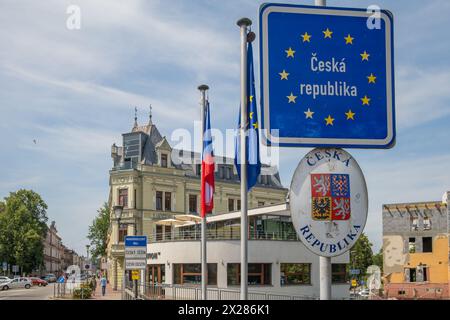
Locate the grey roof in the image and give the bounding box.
[113,122,286,189]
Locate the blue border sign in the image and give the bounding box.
[259,4,395,148]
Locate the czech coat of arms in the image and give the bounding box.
[311,174,351,221]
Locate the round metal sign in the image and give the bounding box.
[290,148,368,257]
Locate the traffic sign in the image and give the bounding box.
[2,262,7,271]
[289,148,368,257]
[350,269,361,275]
[259,4,395,148]
[131,270,140,281]
[12,265,19,273]
[125,236,147,270]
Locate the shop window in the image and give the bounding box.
[422,237,432,253]
[227,263,272,286]
[173,264,217,285]
[332,264,348,284]
[280,263,311,285]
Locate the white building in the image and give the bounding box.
[144,203,350,299]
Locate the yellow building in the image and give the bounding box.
[105,115,287,290]
[382,192,450,299]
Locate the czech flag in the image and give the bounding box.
[201,101,215,218]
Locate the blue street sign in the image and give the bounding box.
[125,236,147,247]
[350,269,361,275]
[259,4,395,148]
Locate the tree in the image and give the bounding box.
[372,248,383,273]
[349,233,374,277]
[87,203,110,261]
[0,189,48,274]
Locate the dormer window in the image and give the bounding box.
[161,154,168,168]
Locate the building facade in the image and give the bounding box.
[43,221,63,274]
[382,192,450,299]
[106,116,288,292]
[143,204,350,299]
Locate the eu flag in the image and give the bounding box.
[235,42,261,190]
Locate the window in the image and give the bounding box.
[196,164,201,176]
[227,263,272,286]
[173,264,217,285]
[408,237,416,253]
[156,191,163,210]
[280,263,311,285]
[118,189,128,208]
[423,217,431,230]
[228,199,234,212]
[422,237,432,253]
[332,264,347,283]
[134,189,137,209]
[164,225,171,240]
[258,201,265,207]
[161,154,168,168]
[411,217,418,231]
[118,224,128,242]
[165,192,172,211]
[189,195,197,213]
[237,200,241,211]
[219,166,224,179]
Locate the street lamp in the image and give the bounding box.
[113,205,124,223]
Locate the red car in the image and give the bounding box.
[29,277,48,287]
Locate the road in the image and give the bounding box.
[0,283,55,300]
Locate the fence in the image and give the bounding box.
[123,282,317,301]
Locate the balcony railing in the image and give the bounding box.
[147,229,300,243]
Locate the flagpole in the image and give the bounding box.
[237,17,251,301]
[313,0,332,301]
[198,84,209,300]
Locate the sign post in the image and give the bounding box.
[125,236,147,300]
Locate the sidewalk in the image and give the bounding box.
[91,282,122,300]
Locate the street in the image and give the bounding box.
[0,283,55,300]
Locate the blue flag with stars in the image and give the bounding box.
[235,42,261,191]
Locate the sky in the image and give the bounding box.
[0,0,449,256]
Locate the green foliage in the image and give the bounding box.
[349,233,374,277]
[73,287,92,299]
[87,202,110,261]
[0,189,48,273]
[372,249,383,273]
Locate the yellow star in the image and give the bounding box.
[287,92,297,103]
[345,110,355,120]
[249,112,254,119]
[361,95,371,106]
[301,32,312,42]
[325,115,335,126]
[367,73,377,84]
[252,122,258,129]
[323,28,333,39]
[285,47,295,58]
[279,70,289,80]
[304,108,314,119]
[360,51,370,61]
[344,34,354,45]
[249,95,254,102]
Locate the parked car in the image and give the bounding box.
[0,276,12,284]
[41,274,57,283]
[1,277,32,290]
[29,277,48,287]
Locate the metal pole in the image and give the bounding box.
[314,0,332,301]
[237,17,251,301]
[198,84,209,300]
[320,256,331,300]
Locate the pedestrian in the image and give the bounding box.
[92,276,97,296]
[100,275,107,296]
